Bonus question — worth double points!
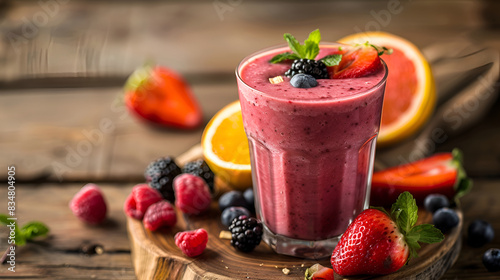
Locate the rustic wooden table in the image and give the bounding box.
[0,1,499,279]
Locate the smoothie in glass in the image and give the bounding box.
[236,43,387,258]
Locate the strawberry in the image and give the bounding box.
[328,44,384,79]
[124,65,202,129]
[304,263,334,280]
[371,148,472,207]
[331,192,444,276]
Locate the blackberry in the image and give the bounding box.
[228,216,263,252]
[285,59,329,79]
[182,159,215,193]
[144,157,182,202]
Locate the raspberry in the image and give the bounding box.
[69,184,107,225]
[143,201,177,231]
[229,216,263,252]
[145,157,182,202]
[174,174,211,215]
[174,228,208,257]
[124,184,163,220]
[182,159,215,193]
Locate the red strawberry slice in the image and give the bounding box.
[124,65,202,129]
[305,263,334,280]
[328,45,382,79]
[331,192,444,276]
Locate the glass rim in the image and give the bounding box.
[235,42,388,103]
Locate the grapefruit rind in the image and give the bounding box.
[339,32,436,147]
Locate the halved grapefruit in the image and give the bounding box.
[339,32,436,147]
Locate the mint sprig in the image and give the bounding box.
[270,29,341,67]
[390,192,444,259]
[0,214,49,246]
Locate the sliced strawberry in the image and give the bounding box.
[370,149,472,207]
[328,45,382,79]
[124,65,202,129]
[305,263,334,280]
[331,192,444,276]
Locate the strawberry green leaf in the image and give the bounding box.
[452,148,473,201]
[410,224,445,244]
[404,230,421,259]
[320,54,342,67]
[391,192,418,235]
[269,52,300,63]
[284,33,304,58]
[124,65,153,92]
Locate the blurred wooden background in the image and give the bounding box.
[0,0,499,279]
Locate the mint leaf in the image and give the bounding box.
[410,224,445,244]
[269,52,300,64]
[320,54,342,67]
[0,214,9,225]
[305,29,321,45]
[21,221,49,240]
[303,29,321,59]
[0,214,26,246]
[284,33,304,58]
[451,148,473,200]
[304,41,319,60]
[391,192,418,235]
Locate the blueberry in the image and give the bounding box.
[424,194,450,213]
[468,220,495,247]
[290,74,318,88]
[483,248,500,272]
[221,206,250,227]
[218,191,248,212]
[433,208,459,233]
[243,188,255,213]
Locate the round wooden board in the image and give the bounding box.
[127,203,462,280]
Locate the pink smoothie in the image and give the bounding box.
[237,44,386,241]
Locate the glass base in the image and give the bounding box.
[262,224,340,259]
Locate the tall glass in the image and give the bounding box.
[236,44,387,258]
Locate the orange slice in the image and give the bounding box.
[339,32,436,147]
[201,101,252,190]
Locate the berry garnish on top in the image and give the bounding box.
[269,29,392,79]
[269,29,342,78]
[331,191,444,276]
[285,59,328,79]
[328,42,390,79]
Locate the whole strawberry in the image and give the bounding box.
[173,174,211,215]
[124,65,202,130]
[174,228,208,257]
[331,192,444,276]
[69,184,107,225]
[124,184,163,220]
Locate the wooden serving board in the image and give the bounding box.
[127,145,462,279]
[127,207,462,280]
